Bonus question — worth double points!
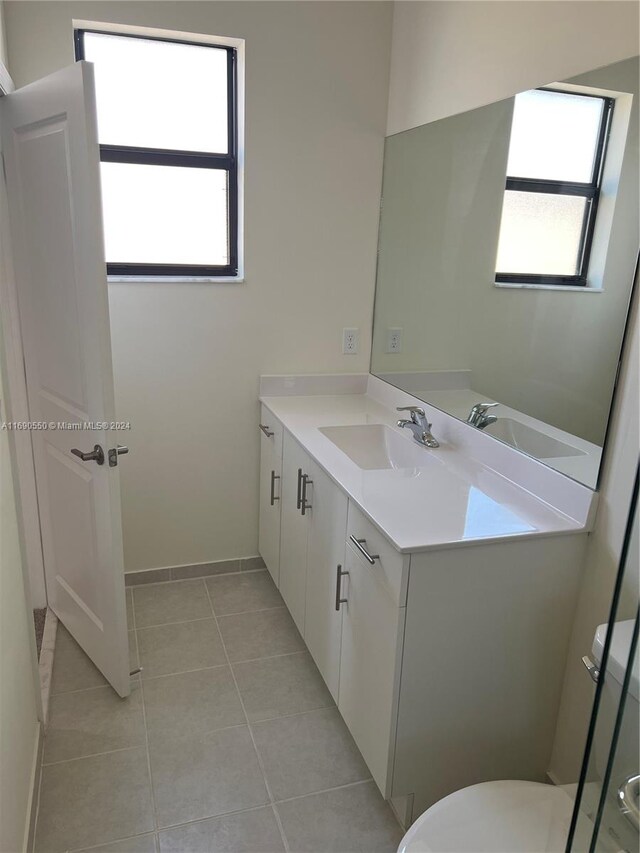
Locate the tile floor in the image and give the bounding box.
[34,571,403,853]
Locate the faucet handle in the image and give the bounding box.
[396,405,425,416]
[470,402,498,414]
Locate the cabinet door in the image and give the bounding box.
[258,409,283,585]
[339,544,405,797]
[304,459,347,700]
[279,434,310,634]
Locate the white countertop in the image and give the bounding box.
[260,392,586,553]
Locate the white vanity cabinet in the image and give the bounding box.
[258,406,588,823]
[278,431,348,681]
[258,406,283,584]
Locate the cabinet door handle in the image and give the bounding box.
[349,535,379,565]
[296,468,303,510]
[301,473,313,515]
[335,564,349,610]
[259,424,274,437]
[270,471,280,505]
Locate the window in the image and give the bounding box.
[75,28,239,278]
[495,88,613,287]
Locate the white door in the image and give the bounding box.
[1,62,130,697]
[279,434,310,634]
[304,458,347,700]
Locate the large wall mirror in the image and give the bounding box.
[371,56,638,489]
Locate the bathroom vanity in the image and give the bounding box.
[258,374,594,822]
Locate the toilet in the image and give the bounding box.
[398,620,639,853]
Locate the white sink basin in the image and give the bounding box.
[319,424,428,470]
[483,418,585,460]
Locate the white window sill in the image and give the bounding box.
[108,276,245,284]
[494,282,602,293]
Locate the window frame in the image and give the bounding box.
[74,27,239,279]
[495,87,614,287]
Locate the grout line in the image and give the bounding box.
[154,801,277,835]
[134,595,162,839]
[244,703,337,726]
[126,568,267,590]
[136,614,220,631]
[213,604,286,618]
[273,777,374,806]
[227,649,306,667]
[67,830,157,852]
[202,580,291,853]
[134,604,287,632]
[42,744,144,768]
[140,663,230,683]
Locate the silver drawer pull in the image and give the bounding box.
[349,535,379,565]
[618,773,640,831]
[581,655,600,683]
[270,470,280,505]
[301,473,313,515]
[259,424,274,437]
[335,564,349,610]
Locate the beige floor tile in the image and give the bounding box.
[217,608,304,663]
[149,727,269,828]
[205,570,283,616]
[44,684,145,764]
[275,781,402,852]
[137,618,226,679]
[233,651,333,722]
[158,807,285,852]
[133,580,212,628]
[252,707,369,800]
[51,626,108,695]
[143,667,244,742]
[35,748,154,853]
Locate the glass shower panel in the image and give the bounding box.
[568,469,639,852]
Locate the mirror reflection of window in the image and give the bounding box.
[495,88,613,286]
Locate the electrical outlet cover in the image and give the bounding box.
[342,327,359,354]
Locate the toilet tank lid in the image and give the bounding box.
[592,620,639,700]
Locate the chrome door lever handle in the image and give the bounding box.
[71,445,105,465]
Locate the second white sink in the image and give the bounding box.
[319,423,428,470]
[484,417,585,460]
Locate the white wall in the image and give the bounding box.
[387,0,640,135]
[4,1,393,573]
[385,0,639,785]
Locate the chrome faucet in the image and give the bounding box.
[466,402,498,430]
[396,406,440,448]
